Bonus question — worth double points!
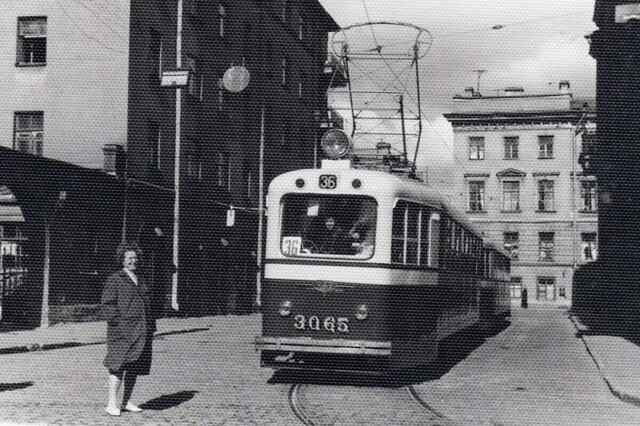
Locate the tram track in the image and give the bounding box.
[406,385,452,424]
[288,382,454,426]
[288,384,317,426]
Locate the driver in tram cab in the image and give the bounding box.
[318,216,352,255]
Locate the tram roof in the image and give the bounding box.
[269,166,484,239]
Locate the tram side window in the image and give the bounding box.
[429,213,440,268]
[392,201,431,266]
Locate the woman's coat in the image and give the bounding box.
[102,270,155,374]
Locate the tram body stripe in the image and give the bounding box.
[264,263,438,286]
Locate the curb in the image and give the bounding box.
[569,314,640,408]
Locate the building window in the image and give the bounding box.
[510,277,523,299]
[14,112,44,156]
[148,121,160,168]
[538,135,554,159]
[218,4,226,38]
[581,233,597,262]
[502,181,520,212]
[282,58,288,86]
[504,232,519,260]
[187,150,202,181]
[149,28,163,81]
[504,136,519,159]
[217,77,224,110]
[468,181,485,212]
[539,232,554,262]
[185,0,197,15]
[580,180,597,212]
[538,180,555,211]
[469,137,485,160]
[216,152,230,190]
[537,276,556,301]
[185,56,202,100]
[298,15,304,40]
[17,17,47,66]
[281,115,290,147]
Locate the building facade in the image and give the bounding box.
[0,0,340,325]
[445,85,597,307]
[587,1,640,320]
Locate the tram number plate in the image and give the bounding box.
[319,175,337,189]
[294,315,349,333]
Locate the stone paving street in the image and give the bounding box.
[1,308,640,425]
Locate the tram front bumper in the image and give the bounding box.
[255,336,392,356]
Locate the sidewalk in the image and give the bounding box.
[571,314,640,407]
[0,315,227,355]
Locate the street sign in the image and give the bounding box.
[223,66,250,92]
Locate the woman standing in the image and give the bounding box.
[102,242,155,416]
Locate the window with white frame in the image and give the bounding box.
[14,112,43,156]
[468,181,485,212]
[298,15,304,40]
[502,181,520,212]
[538,179,555,211]
[581,180,597,212]
[469,137,485,160]
[504,136,519,159]
[539,232,554,262]
[17,17,47,66]
[581,233,597,261]
[537,276,556,301]
[510,277,522,299]
[504,232,519,260]
[538,135,554,159]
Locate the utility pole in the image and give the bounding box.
[171,0,183,311]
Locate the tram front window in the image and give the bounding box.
[280,194,377,259]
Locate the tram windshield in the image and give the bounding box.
[280,194,377,259]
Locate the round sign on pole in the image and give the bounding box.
[223,66,250,92]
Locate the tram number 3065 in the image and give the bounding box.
[294,315,349,333]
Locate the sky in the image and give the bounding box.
[318,0,597,182]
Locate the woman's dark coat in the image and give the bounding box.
[102,270,155,375]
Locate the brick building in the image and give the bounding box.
[444,84,597,307]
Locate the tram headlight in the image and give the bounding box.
[295,178,305,188]
[355,304,368,320]
[279,301,293,317]
[321,129,352,159]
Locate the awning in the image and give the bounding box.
[0,205,24,223]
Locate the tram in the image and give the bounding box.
[255,132,510,372]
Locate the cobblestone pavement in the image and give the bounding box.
[2,309,640,425]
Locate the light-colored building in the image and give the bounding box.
[0,1,130,168]
[444,84,597,307]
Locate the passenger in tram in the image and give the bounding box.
[348,204,376,256]
[318,216,352,255]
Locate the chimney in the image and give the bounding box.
[103,144,126,177]
[559,80,571,93]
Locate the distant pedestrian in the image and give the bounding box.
[521,287,528,309]
[102,242,155,417]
